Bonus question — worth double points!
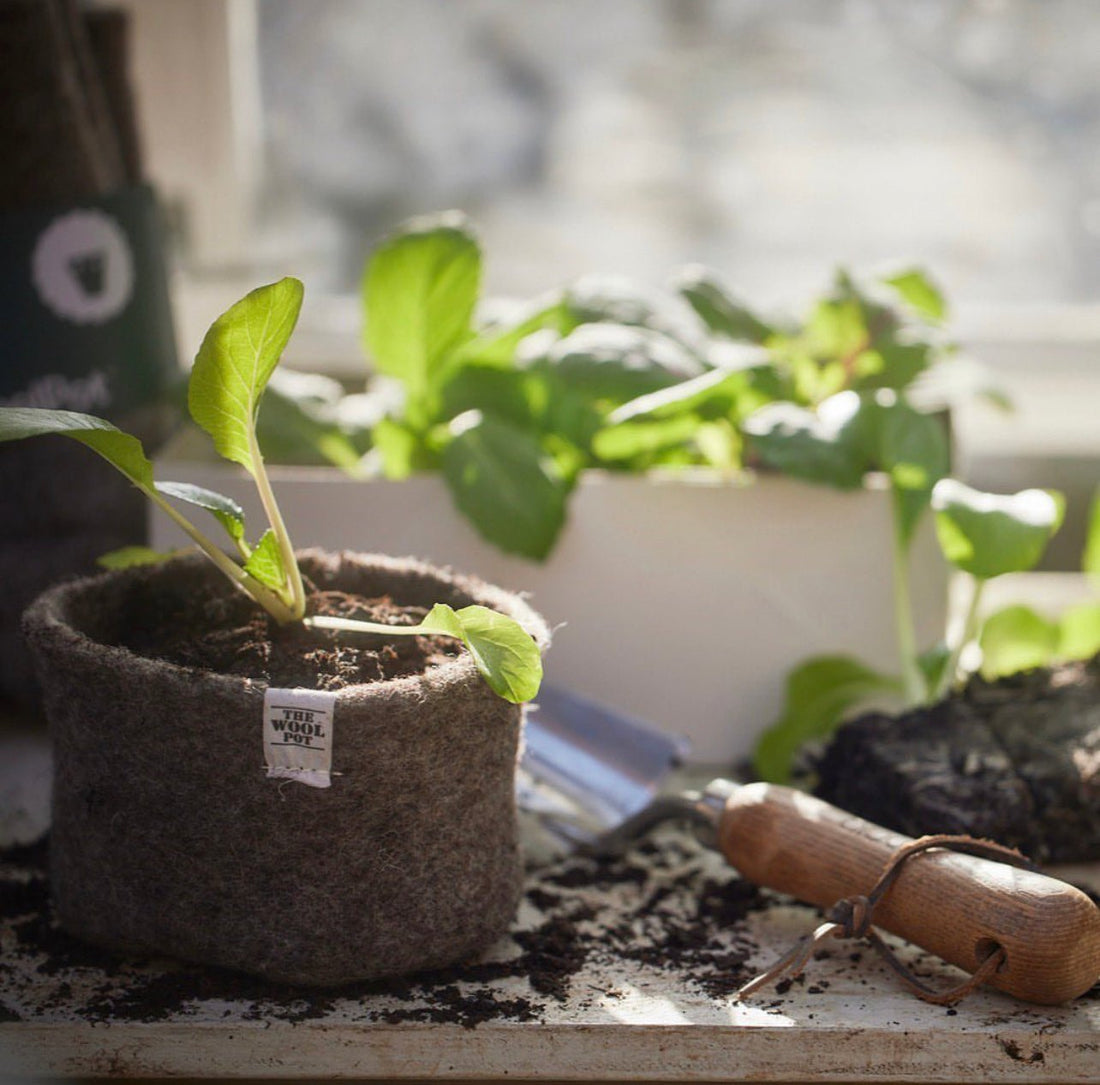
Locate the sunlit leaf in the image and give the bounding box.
[932,481,1064,579]
[883,268,947,324]
[189,277,304,476]
[420,602,543,703]
[156,481,247,545]
[363,213,480,401]
[97,545,178,570]
[979,605,1060,679]
[0,407,154,490]
[243,529,287,591]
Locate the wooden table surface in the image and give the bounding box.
[2,715,1098,1083]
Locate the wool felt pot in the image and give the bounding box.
[23,549,549,986]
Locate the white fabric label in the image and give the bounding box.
[263,688,337,789]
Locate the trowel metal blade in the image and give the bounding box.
[518,684,690,847]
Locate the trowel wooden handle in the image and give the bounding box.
[717,781,1100,1004]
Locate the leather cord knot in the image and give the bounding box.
[736,833,1032,1006]
[826,893,872,939]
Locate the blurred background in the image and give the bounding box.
[118,0,1100,565]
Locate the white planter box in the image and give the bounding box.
[150,447,948,763]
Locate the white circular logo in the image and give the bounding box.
[31,209,134,324]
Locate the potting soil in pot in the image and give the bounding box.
[22,549,549,986]
[815,657,1100,862]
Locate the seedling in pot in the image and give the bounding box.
[0,278,542,704]
[753,474,1065,783]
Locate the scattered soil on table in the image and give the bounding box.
[0,832,766,1027]
[111,571,460,690]
[815,657,1100,862]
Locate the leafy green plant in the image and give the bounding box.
[0,279,542,704]
[754,478,1065,783]
[976,488,1100,680]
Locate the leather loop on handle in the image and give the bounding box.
[718,782,1100,1005]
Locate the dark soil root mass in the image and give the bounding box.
[815,657,1100,862]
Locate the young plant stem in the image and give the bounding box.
[304,615,438,638]
[891,510,924,706]
[147,490,299,623]
[248,429,306,620]
[936,574,986,701]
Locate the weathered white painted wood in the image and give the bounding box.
[3,884,1098,1080]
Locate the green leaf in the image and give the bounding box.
[608,365,759,425]
[370,417,435,478]
[0,407,154,490]
[593,413,702,464]
[441,365,602,454]
[420,603,543,703]
[932,481,1064,579]
[860,397,950,545]
[675,267,775,343]
[753,656,902,784]
[1082,489,1100,582]
[189,277,305,475]
[156,481,247,545]
[442,411,573,561]
[457,298,569,367]
[978,605,1060,679]
[363,213,480,401]
[883,268,947,324]
[1056,602,1100,662]
[743,392,868,490]
[916,642,951,696]
[97,546,178,570]
[243,529,287,591]
[545,323,702,405]
[258,371,366,472]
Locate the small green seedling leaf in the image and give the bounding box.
[882,268,947,324]
[1057,602,1100,661]
[363,213,481,402]
[978,605,1060,679]
[420,603,543,703]
[1083,489,1100,583]
[0,407,154,489]
[97,546,179,570]
[304,605,543,704]
[916,641,951,696]
[931,480,1064,579]
[189,277,304,476]
[753,655,902,784]
[156,481,248,546]
[243,529,288,591]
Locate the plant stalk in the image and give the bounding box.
[891,504,924,706]
[936,574,986,701]
[148,489,299,623]
[248,429,306,619]
[304,615,439,638]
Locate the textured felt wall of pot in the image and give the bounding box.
[23,549,550,986]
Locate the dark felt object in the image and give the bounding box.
[0,439,145,707]
[23,550,550,986]
[0,0,124,207]
[815,658,1100,862]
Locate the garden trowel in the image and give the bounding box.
[521,684,1100,1006]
